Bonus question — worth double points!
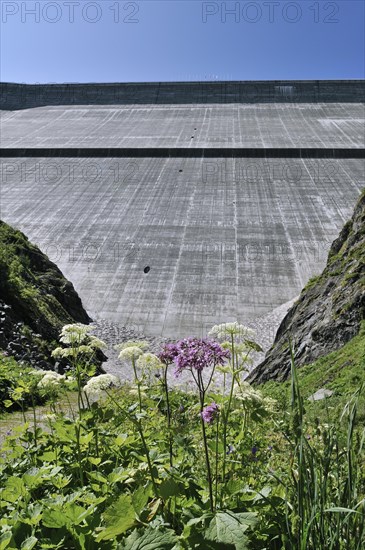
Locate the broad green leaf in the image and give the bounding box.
[205,511,257,550]
[20,536,38,550]
[87,471,108,484]
[1,476,26,503]
[132,485,150,516]
[121,527,178,550]
[20,503,43,526]
[40,451,57,462]
[159,479,181,500]
[80,431,94,445]
[88,457,101,466]
[64,503,91,525]
[95,494,136,541]
[42,507,67,528]
[0,532,12,550]
[108,467,129,484]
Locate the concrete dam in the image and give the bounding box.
[1,80,364,338]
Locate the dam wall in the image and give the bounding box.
[1,80,364,337]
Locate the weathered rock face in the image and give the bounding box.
[249,190,365,384]
[0,220,91,369]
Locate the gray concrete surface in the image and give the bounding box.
[1,80,364,340]
[1,103,364,149]
[1,156,363,337]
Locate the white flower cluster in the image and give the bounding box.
[136,353,163,371]
[37,371,66,389]
[118,346,144,361]
[83,374,120,399]
[115,340,149,352]
[52,324,107,360]
[209,322,255,341]
[234,381,276,413]
[60,323,93,345]
[42,413,57,423]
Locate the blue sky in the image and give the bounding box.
[1,0,364,83]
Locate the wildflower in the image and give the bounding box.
[251,445,258,455]
[59,324,93,345]
[83,374,120,399]
[29,369,44,376]
[173,338,230,377]
[118,346,144,361]
[201,402,219,424]
[88,336,107,349]
[209,322,255,341]
[115,340,149,352]
[157,343,179,365]
[38,372,65,389]
[136,353,163,371]
[42,413,57,423]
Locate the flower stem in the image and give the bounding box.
[136,419,159,499]
[215,412,220,509]
[132,357,143,412]
[198,371,214,513]
[221,333,236,503]
[163,365,173,467]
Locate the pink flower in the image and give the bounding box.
[201,402,219,424]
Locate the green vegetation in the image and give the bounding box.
[0,353,47,413]
[261,321,365,421]
[0,324,364,549]
[0,220,89,343]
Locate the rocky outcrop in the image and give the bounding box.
[0,220,92,369]
[250,190,365,384]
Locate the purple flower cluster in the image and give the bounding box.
[157,343,179,366]
[158,338,229,384]
[201,402,219,424]
[172,338,230,377]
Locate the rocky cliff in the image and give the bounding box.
[0,220,91,369]
[250,190,365,384]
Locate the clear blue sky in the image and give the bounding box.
[1,0,364,83]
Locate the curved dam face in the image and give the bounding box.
[1,81,364,337]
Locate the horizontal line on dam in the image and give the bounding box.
[1,148,364,159]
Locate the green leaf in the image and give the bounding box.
[88,457,102,466]
[80,431,94,445]
[87,471,108,484]
[121,527,178,550]
[205,511,257,550]
[0,532,12,550]
[40,451,57,462]
[2,476,26,503]
[132,485,150,516]
[95,494,136,542]
[64,503,91,525]
[324,507,358,514]
[42,507,67,528]
[159,479,181,500]
[20,536,38,550]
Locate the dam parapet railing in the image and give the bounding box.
[1,80,364,110]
